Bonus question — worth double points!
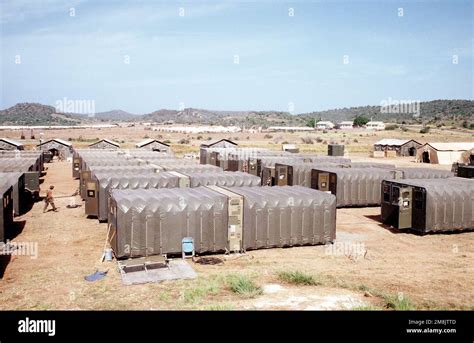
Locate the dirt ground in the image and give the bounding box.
[0,153,472,310]
[2,123,473,156]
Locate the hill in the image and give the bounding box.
[1,100,472,127]
[299,100,474,126]
[93,110,137,121]
[0,103,81,126]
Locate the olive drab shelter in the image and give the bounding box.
[0,158,41,198]
[135,139,171,153]
[311,167,396,207]
[381,177,473,233]
[0,172,25,216]
[108,186,336,259]
[0,180,14,242]
[88,171,261,221]
[38,138,73,160]
[0,138,24,151]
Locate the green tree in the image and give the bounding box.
[353,115,369,127]
[306,118,316,128]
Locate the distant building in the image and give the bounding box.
[200,139,238,149]
[282,144,299,153]
[374,139,422,157]
[267,126,314,132]
[89,139,120,149]
[366,121,385,130]
[38,138,73,160]
[316,121,335,130]
[0,138,24,151]
[136,139,171,153]
[338,121,354,130]
[416,142,474,165]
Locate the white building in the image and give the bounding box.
[366,121,385,130]
[338,121,354,129]
[316,121,335,130]
[267,126,314,132]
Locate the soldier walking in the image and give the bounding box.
[43,185,58,213]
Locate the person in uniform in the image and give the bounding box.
[43,185,58,213]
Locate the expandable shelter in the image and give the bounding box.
[457,165,474,179]
[136,139,171,153]
[0,172,25,216]
[199,139,238,164]
[88,139,120,149]
[381,177,473,233]
[416,142,474,165]
[311,167,455,207]
[38,138,73,160]
[0,158,41,198]
[310,167,393,207]
[86,171,260,221]
[108,186,336,258]
[0,151,44,172]
[373,139,422,157]
[0,138,24,151]
[0,180,14,242]
[79,164,161,199]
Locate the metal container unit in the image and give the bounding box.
[108,185,336,259]
[80,164,161,199]
[391,167,454,179]
[199,148,229,168]
[87,172,181,220]
[0,172,25,216]
[88,171,260,220]
[224,186,336,250]
[0,180,14,242]
[274,162,346,187]
[345,162,396,169]
[310,167,394,207]
[381,177,473,233]
[328,144,345,156]
[72,149,121,179]
[0,159,40,198]
[248,156,305,177]
[0,151,44,172]
[201,147,291,170]
[188,172,261,188]
[109,187,229,258]
[457,165,474,178]
[227,149,290,172]
[159,164,224,174]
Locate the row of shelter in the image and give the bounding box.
[373,139,474,164]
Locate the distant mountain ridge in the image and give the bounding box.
[0,100,472,127]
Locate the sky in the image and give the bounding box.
[0,0,472,114]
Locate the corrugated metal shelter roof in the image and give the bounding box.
[89,139,120,147]
[135,139,170,148]
[374,139,420,146]
[0,138,24,147]
[37,138,72,147]
[200,138,238,148]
